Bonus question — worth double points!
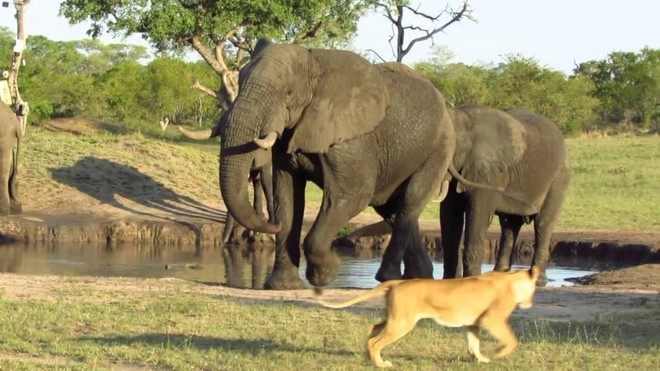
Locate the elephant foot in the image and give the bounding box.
[493,263,511,272]
[375,265,402,282]
[536,272,549,287]
[463,265,483,278]
[264,265,304,290]
[402,251,433,279]
[305,251,340,287]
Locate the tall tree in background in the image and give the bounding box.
[574,48,659,127]
[371,0,474,62]
[60,0,374,110]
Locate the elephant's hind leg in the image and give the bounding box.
[532,173,569,286]
[400,151,448,279]
[494,213,524,272]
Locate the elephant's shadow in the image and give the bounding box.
[49,156,226,223]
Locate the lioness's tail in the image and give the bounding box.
[317,280,404,309]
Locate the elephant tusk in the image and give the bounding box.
[436,179,450,202]
[253,131,278,149]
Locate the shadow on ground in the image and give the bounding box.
[79,333,354,357]
[49,156,226,223]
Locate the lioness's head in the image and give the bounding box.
[512,266,541,309]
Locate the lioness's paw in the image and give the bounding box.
[377,360,393,368]
[476,356,490,364]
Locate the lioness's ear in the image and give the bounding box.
[529,266,541,281]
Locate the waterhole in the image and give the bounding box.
[0,242,599,289]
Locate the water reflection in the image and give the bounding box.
[0,242,597,289]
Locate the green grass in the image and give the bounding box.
[560,135,660,231]
[21,127,660,232]
[0,286,657,370]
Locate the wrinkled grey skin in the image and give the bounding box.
[219,39,458,289]
[0,101,22,215]
[178,111,274,244]
[442,105,570,286]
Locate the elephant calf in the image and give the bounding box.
[442,105,570,285]
[0,101,22,215]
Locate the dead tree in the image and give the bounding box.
[372,0,475,63]
[3,0,30,134]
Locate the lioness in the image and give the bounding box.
[317,267,540,368]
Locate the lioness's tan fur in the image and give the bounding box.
[318,267,541,368]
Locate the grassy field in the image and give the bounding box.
[22,125,660,232]
[0,282,657,370]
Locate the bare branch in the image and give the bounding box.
[191,80,218,99]
[377,0,474,63]
[366,49,388,63]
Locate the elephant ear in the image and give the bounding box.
[287,49,390,153]
[457,107,527,193]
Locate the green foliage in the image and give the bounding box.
[59,0,372,54]
[416,52,601,135]
[574,47,659,129]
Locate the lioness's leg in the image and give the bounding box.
[465,326,490,363]
[368,321,386,338]
[367,321,415,368]
[366,321,387,360]
[482,319,518,358]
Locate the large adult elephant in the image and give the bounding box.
[178,112,275,244]
[442,105,570,285]
[0,101,22,216]
[218,39,460,289]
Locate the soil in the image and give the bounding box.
[0,118,659,325]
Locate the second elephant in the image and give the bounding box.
[442,105,570,285]
[0,101,22,216]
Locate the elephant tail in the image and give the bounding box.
[448,164,505,192]
[316,280,404,309]
[448,164,536,211]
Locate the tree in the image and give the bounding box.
[370,0,474,62]
[60,0,374,109]
[573,47,659,127]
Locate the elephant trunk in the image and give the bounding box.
[220,103,280,235]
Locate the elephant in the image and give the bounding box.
[0,100,22,216]
[216,39,469,289]
[178,111,275,244]
[441,105,570,285]
[338,105,569,286]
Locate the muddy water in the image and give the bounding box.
[0,242,597,289]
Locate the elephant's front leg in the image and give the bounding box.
[8,148,21,215]
[305,188,371,286]
[440,187,466,279]
[263,170,306,290]
[0,149,12,216]
[463,192,497,277]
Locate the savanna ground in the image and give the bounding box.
[0,118,658,369]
